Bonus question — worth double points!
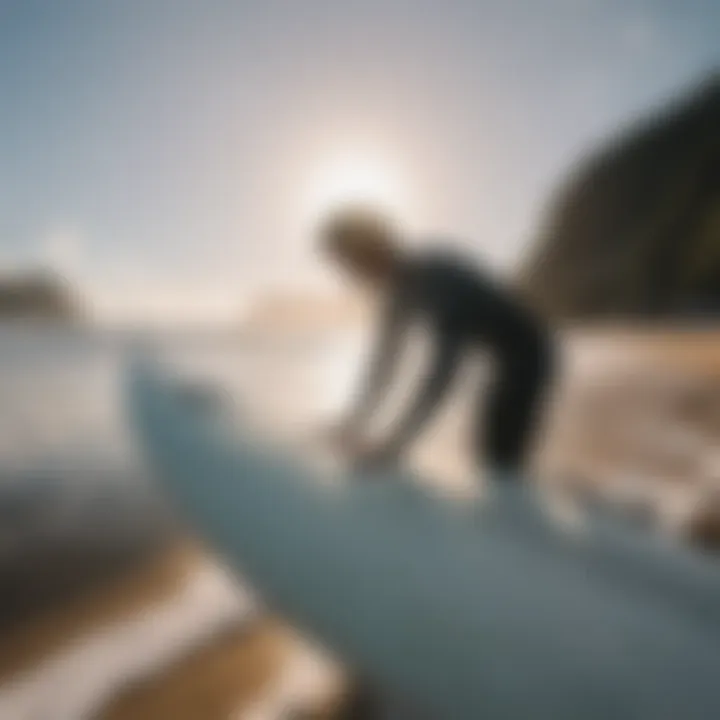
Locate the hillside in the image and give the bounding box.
[522,74,720,320]
[0,270,79,321]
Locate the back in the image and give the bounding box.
[405,247,546,354]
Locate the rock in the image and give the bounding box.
[521,73,720,320]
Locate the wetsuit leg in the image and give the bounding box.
[476,339,554,478]
[336,680,384,719]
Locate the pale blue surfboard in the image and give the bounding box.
[126,359,720,719]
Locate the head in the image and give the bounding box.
[318,205,402,285]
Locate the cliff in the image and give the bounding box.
[522,74,720,321]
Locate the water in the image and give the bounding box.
[0,323,710,593]
[0,322,372,587]
[0,323,363,719]
[0,324,716,718]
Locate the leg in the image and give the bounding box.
[475,347,554,479]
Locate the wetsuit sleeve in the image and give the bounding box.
[345,288,411,431]
[383,330,463,453]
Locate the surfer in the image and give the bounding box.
[319,205,555,483]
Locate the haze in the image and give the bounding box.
[0,0,718,322]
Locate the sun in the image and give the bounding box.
[302,149,412,229]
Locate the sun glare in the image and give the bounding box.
[303,150,412,228]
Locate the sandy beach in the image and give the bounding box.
[0,540,342,720]
[0,328,718,719]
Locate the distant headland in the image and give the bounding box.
[0,270,79,321]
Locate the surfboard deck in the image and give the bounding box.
[126,359,720,719]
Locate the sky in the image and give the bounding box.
[0,0,718,321]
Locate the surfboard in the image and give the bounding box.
[126,359,720,719]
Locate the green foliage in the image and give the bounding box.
[522,74,720,320]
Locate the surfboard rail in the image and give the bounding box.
[126,359,720,719]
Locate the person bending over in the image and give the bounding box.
[320,206,555,484]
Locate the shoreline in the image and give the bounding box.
[0,327,716,718]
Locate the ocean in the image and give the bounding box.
[0,324,717,719]
[0,323,365,719]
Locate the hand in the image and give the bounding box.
[351,442,400,474]
[319,422,365,456]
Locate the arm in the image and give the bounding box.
[344,289,411,433]
[381,330,463,454]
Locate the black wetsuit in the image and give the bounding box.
[349,248,554,476]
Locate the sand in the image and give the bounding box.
[0,542,305,719]
[1,329,718,719]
